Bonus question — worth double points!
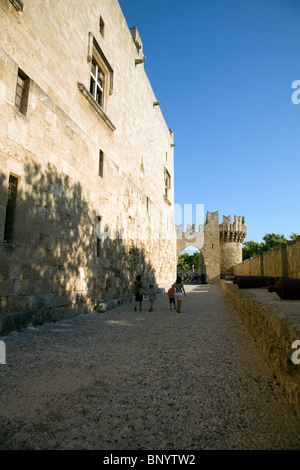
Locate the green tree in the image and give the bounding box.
[242,233,296,260]
[262,233,287,251]
[290,232,299,241]
[242,240,264,260]
[177,251,202,271]
[190,251,201,271]
[177,252,191,270]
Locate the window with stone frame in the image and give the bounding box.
[90,57,105,108]
[164,167,171,200]
[77,34,115,131]
[88,37,113,113]
[15,69,30,116]
[4,174,19,244]
[99,149,104,177]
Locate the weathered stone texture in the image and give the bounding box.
[287,237,300,278]
[0,0,176,334]
[221,280,300,420]
[234,237,300,279]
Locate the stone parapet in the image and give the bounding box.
[219,215,247,243]
[233,236,300,279]
[221,280,300,420]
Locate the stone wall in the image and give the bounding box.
[233,237,300,278]
[287,237,300,278]
[0,0,176,334]
[202,211,221,283]
[221,280,300,419]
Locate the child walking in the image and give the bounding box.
[148,284,156,311]
[168,284,176,310]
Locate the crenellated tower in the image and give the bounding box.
[219,215,247,276]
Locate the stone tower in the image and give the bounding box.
[219,215,247,276]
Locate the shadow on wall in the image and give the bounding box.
[0,161,156,335]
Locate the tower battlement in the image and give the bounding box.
[219,215,247,243]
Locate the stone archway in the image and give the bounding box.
[175,211,247,283]
[176,224,204,259]
[177,245,206,284]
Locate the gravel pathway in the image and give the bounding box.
[1,284,300,450]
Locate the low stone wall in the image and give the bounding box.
[287,237,300,278]
[233,237,300,278]
[220,280,300,419]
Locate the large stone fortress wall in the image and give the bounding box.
[0,0,176,334]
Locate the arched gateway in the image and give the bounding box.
[176,211,247,283]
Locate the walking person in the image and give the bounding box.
[174,275,186,313]
[148,284,156,311]
[134,274,144,311]
[168,284,176,310]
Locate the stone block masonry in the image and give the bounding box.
[0,0,176,334]
[233,237,300,278]
[221,280,300,419]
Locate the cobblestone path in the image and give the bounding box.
[1,284,300,450]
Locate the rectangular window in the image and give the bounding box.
[99,150,104,177]
[15,69,30,115]
[96,216,101,257]
[4,174,19,244]
[9,0,23,11]
[90,58,105,108]
[164,168,171,199]
[78,34,115,131]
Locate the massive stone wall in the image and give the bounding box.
[0,0,176,334]
[221,280,300,420]
[233,237,300,278]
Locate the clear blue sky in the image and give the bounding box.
[119,0,300,247]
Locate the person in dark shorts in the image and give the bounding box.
[134,274,144,311]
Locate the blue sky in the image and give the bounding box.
[119,0,300,247]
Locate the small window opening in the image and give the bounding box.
[15,69,29,115]
[4,174,19,244]
[96,216,102,257]
[99,150,104,177]
[164,168,171,199]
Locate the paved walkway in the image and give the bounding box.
[1,284,300,450]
